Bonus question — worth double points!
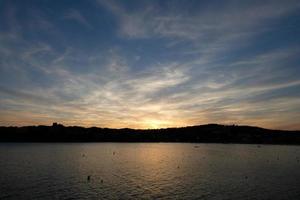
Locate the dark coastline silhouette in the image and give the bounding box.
[0,123,300,144]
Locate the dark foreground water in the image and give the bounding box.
[0,143,300,200]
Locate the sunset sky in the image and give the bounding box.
[0,0,300,129]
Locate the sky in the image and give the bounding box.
[0,0,300,130]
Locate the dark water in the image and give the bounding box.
[0,143,300,200]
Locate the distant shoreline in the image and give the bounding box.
[1,123,300,144]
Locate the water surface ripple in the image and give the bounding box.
[0,143,300,199]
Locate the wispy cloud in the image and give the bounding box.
[0,0,299,129]
[98,0,300,40]
[64,9,92,29]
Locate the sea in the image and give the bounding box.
[0,143,300,199]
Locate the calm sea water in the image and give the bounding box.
[0,143,300,200]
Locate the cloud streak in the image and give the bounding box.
[64,9,92,29]
[0,0,299,130]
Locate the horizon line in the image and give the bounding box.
[1,123,299,132]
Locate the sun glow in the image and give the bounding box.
[146,119,166,129]
[143,118,185,129]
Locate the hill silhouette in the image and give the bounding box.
[1,123,300,144]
